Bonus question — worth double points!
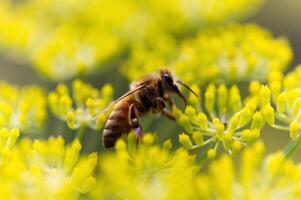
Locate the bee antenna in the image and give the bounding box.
[176,81,198,97]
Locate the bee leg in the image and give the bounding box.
[153,97,175,121]
[163,94,174,108]
[128,104,143,139]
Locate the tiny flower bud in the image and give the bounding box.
[100,84,114,98]
[261,105,275,126]
[172,106,182,119]
[217,84,228,115]
[192,131,204,146]
[227,114,239,134]
[207,148,217,159]
[59,95,72,115]
[86,98,96,115]
[185,106,197,122]
[223,133,233,150]
[232,140,242,155]
[251,111,265,130]
[205,90,215,113]
[163,139,172,150]
[213,118,224,140]
[179,114,193,133]
[56,84,69,95]
[196,113,208,130]
[95,113,106,130]
[241,129,252,144]
[115,139,127,151]
[66,111,76,129]
[290,121,300,140]
[259,85,271,107]
[276,92,287,113]
[238,107,253,127]
[179,133,193,149]
[229,85,242,112]
[143,134,154,145]
[249,81,261,95]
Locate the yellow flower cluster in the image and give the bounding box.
[90,133,199,200]
[0,82,47,133]
[174,24,292,85]
[2,128,301,200]
[0,127,97,200]
[174,83,258,156]
[197,141,301,199]
[123,24,292,85]
[48,80,113,130]
[0,0,263,81]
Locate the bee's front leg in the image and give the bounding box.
[153,97,175,121]
[163,94,174,108]
[128,104,143,139]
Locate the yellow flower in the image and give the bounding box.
[0,82,47,133]
[49,80,114,130]
[0,0,264,81]
[173,24,292,85]
[196,141,301,199]
[91,135,198,200]
[0,134,97,200]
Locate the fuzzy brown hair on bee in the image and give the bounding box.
[102,69,198,149]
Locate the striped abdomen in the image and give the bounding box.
[102,99,136,149]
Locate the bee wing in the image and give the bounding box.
[101,84,147,114]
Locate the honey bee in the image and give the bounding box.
[102,69,197,149]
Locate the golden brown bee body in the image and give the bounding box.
[102,70,197,149]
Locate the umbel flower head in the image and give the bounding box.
[123,24,292,85]
[0,0,263,81]
[174,83,259,156]
[174,24,292,85]
[48,80,114,130]
[90,133,199,200]
[0,130,97,200]
[0,82,47,133]
[196,141,301,200]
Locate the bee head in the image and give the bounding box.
[160,70,187,105]
[160,69,198,106]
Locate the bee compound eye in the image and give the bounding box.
[163,74,173,84]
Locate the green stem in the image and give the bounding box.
[76,126,86,142]
[271,124,290,131]
[284,133,301,159]
[276,113,292,124]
